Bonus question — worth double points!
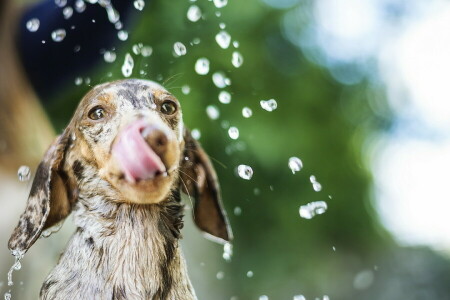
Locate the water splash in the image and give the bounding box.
[17,166,30,182]
[4,292,11,300]
[173,42,187,56]
[299,201,328,219]
[134,0,145,11]
[232,51,244,68]
[51,29,66,42]
[228,127,239,139]
[63,7,73,19]
[7,250,24,287]
[206,105,220,120]
[121,53,134,77]
[26,18,40,32]
[260,99,278,112]
[288,157,303,174]
[103,51,116,63]
[213,0,228,8]
[237,165,253,180]
[215,31,231,49]
[187,5,202,22]
[195,58,210,75]
[309,175,322,192]
[242,107,253,118]
[218,91,231,104]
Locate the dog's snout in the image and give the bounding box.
[141,126,169,158]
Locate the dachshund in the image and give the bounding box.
[8,79,232,300]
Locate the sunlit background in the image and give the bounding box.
[2,0,450,299]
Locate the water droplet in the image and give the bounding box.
[233,41,240,48]
[75,77,83,85]
[121,53,134,77]
[216,271,225,280]
[233,206,242,215]
[288,157,303,174]
[4,292,11,300]
[63,7,73,19]
[219,22,226,29]
[115,21,123,30]
[173,42,187,56]
[51,29,66,42]
[242,107,252,118]
[223,242,233,261]
[293,296,306,300]
[132,44,141,55]
[103,51,116,63]
[237,165,253,180]
[215,31,231,49]
[206,105,220,120]
[75,0,86,13]
[212,72,230,88]
[259,295,268,300]
[332,246,336,251]
[181,85,190,95]
[85,77,91,85]
[55,0,67,7]
[228,127,239,139]
[219,91,231,104]
[299,201,328,219]
[309,175,322,192]
[105,5,120,23]
[191,129,201,140]
[17,166,30,182]
[260,99,277,112]
[246,271,254,278]
[215,11,221,17]
[7,252,24,287]
[323,296,330,300]
[134,0,145,10]
[118,30,128,41]
[192,38,201,45]
[141,46,153,57]
[187,5,202,22]
[195,58,210,75]
[232,51,243,68]
[26,18,40,32]
[213,0,228,8]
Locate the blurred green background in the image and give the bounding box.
[5,0,450,299]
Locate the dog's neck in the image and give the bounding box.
[40,178,197,300]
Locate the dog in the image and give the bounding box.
[8,79,232,300]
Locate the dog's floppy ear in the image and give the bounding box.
[8,132,74,254]
[180,128,233,243]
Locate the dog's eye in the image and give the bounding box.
[161,100,177,115]
[88,106,105,120]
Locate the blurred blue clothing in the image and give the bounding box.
[17,0,137,102]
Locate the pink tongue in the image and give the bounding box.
[112,120,166,183]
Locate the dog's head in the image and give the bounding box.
[9,79,232,254]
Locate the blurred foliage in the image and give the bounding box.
[43,0,450,299]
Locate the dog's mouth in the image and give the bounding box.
[112,120,168,184]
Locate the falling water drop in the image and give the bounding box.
[293,296,306,300]
[233,41,240,48]
[218,91,231,104]
[74,0,86,13]
[237,165,253,180]
[55,0,67,7]
[212,72,230,88]
[51,29,66,42]
[103,51,116,63]
[259,295,269,300]
[26,18,40,32]
[206,105,220,120]
[216,271,225,280]
[187,5,202,22]
[105,5,120,23]
[195,58,210,75]
[118,30,128,41]
[219,22,226,29]
[242,107,252,118]
[182,85,190,95]
[63,7,73,19]
[121,53,134,77]
[191,129,201,140]
[309,175,322,192]
[17,166,30,182]
[232,51,244,68]
[141,46,153,57]
[4,292,11,300]
[260,99,278,112]
[246,270,254,278]
[222,243,233,261]
[228,127,239,139]
[288,157,303,174]
[233,206,242,215]
[213,0,228,8]
[299,201,328,219]
[75,77,83,85]
[132,44,141,55]
[173,42,187,56]
[134,0,145,11]
[215,31,231,49]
